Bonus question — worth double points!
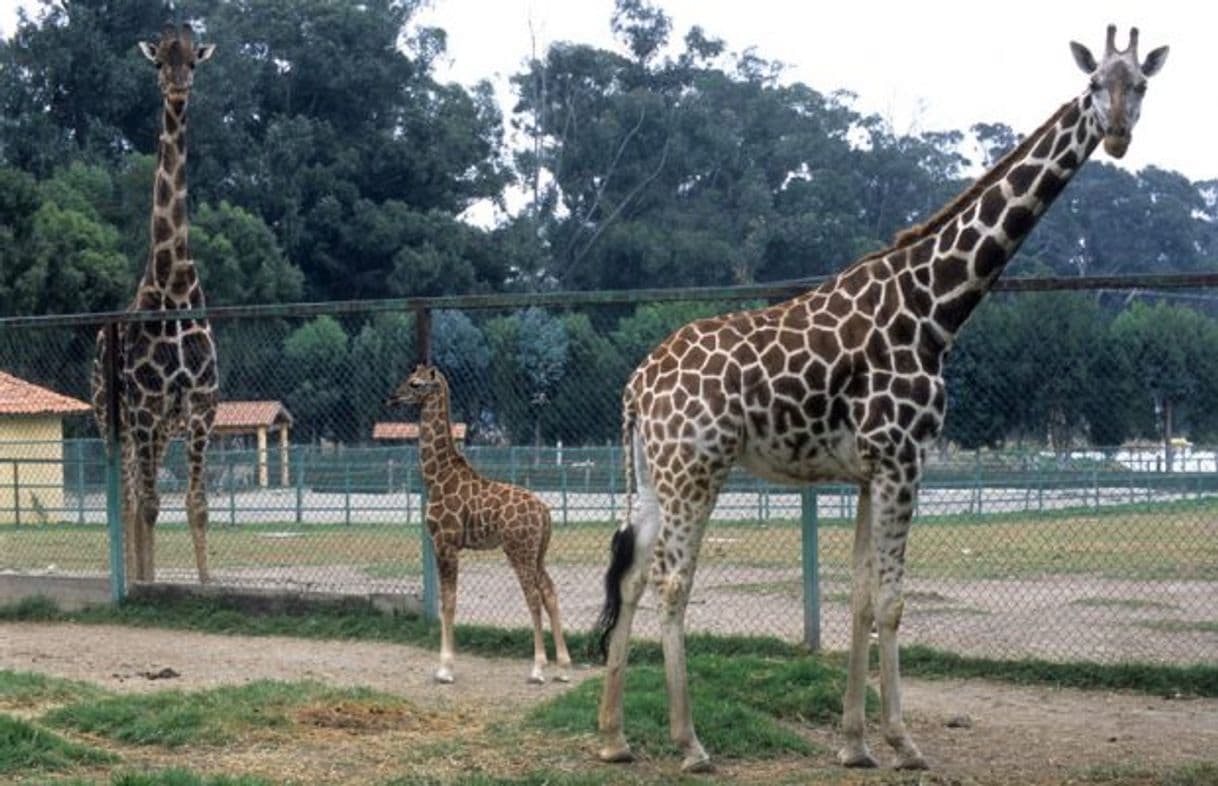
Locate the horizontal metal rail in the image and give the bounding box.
[2,272,1218,329]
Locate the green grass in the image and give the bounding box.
[0,669,106,708]
[8,594,1218,700]
[382,775,717,786]
[898,645,1218,697]
[1072,597,1180,611]
[7,494,1218,582]
[530,652,872,760]
[49,770,278,786]
[1139,620,1218,634]
[44,680,404,748]
[0,712,116,774]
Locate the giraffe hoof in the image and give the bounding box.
[598,745,634,764]
[528,672,547,685]
[681,753,714,773]
[434,668,455,684]
[895,753,930,770]
[838,746,879,768]
[553,672,571,683]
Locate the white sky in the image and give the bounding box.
[1,0,1209,181]
[415,0,1210,182]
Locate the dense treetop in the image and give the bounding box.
[1,0,1216,450]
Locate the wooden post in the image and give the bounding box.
[257,426,268,488]
[279,427,289,487]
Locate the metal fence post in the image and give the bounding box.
[103,322,125,601]
[800,487,821,650]
[419,483,438,620]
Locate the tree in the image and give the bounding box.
[282,315,350,441]
[192,201,304,305]
[1110,301,1218,470]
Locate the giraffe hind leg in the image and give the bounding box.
[597,457,662,763]
[538,567,571,682]
[507,547,548,684]
[185,417,212,584]
[839,485,880,768]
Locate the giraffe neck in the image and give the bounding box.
[898,92,1102,340]
[419,393,463,487]
[139,95,202,309]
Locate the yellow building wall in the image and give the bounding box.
[0,417,66,525]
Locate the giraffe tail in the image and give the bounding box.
[593,393,639,661]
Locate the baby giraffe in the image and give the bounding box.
[388,364,572,684]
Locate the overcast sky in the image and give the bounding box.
[1,1,1209,181]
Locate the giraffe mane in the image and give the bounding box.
[835,99,1075,277]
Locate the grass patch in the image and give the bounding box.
[898,645,1218,697]
[383,775,680,786]
[0,594,804,668]
[530,652,870,760]
[44,680,403,748]
[1164,762,1218,786]
[1139,620,1218,634]
[51,770,279,785]
[1072,597,1180,611]
[0,712,116,774]
[0,669,106,709]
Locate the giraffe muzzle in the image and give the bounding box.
[1103,133,1130,158]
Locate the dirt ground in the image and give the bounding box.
[3,622,1218,785]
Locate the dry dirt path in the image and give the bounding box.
[2,621,1216,785]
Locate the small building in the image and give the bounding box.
[213,401,294,487]
[0,371,90,524]
[372,421,467,442]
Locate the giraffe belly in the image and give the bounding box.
[737,431,865,485]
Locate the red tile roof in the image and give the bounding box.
[372,421,467,441]
[213,401,293,433]
[0,371,91,416]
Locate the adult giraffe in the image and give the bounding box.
[594,25,1168,772]
[91,24,218,584]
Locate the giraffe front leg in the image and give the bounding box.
[872,469,928,770]
[839,486,879,768]
[434,546,459,684]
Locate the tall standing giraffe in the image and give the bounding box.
[91,24,218,584]
[594,26,1168,772]
[388,365,572,684]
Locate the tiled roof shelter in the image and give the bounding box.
[213,401,294,488]
[372,421,467,441]
[0,372,90,416]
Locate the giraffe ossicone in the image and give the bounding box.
[91,24,219,585]
[388,364,573,685]
[593,25,1168,773]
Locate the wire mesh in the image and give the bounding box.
[0,290,1215,665]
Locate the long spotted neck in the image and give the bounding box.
[419,390,464,485]
[138,94,202,309]
[910,92,1102,340]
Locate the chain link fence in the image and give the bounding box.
[1,280,1217,665]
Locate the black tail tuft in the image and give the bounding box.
[592,525,636,663]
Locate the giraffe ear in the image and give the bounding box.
[1069,41,1097,74]
[195,44,216,63]
[138,41,159,63]
[1141,45,1169,77]
[427,367,438,380]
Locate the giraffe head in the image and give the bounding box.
[138,24,215,101]
[1070,24,1168,159]
[387,364,449,408]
